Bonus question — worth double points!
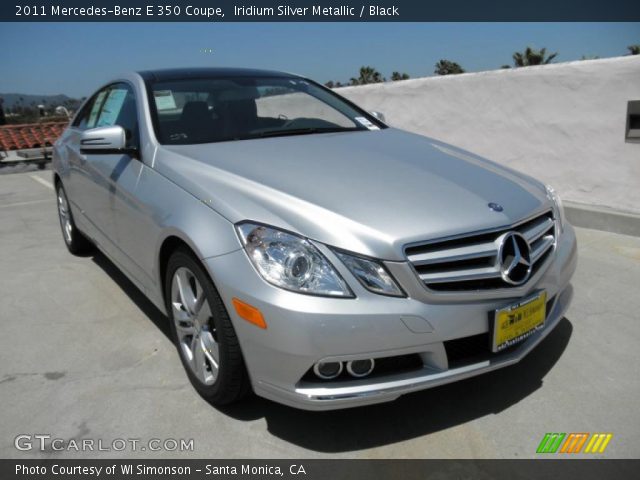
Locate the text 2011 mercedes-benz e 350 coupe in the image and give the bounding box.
[53,68,576,410]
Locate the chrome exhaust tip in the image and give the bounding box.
[346,359,375,378]
[313,361,343,380]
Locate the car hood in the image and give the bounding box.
[156,128,550,261]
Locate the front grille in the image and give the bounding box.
[405,211,556,292]
[444,332,492,368]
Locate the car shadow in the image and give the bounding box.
[90,249,572,453]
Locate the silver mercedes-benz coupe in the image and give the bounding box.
[52,68,576,410]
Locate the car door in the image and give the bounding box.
[98,84,159,291]
[64,87,109,239]
[76,83,140,261]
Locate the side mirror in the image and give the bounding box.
[80,125,137,157]
[370,111,386,123]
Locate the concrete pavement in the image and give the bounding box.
[1,171,638,459]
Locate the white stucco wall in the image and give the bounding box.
[338,56,640,214]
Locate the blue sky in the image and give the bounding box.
[1,22,638,97]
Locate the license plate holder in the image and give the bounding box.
[491,291,547,353]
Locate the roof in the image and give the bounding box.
[0,121,68,151]
[138,67,299,82]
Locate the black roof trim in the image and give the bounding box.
[138,67,300,82]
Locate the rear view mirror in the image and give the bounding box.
[80,126,137,156]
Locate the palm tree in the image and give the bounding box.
[628,45,640,55]
[391,71,410,81]
[512,47,557,67]
[434,60,465,75]
[350,66,383,85]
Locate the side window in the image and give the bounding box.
[73,89,108,130]
[95,83,139,148]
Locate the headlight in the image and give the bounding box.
[334,251,405,297]
[236,223,353,297]
[546,184,566,231]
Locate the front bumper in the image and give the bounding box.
[204,224,577,410]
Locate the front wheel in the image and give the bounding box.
[165,248,250,405]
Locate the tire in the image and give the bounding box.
[165,248,250,405]
[55,182,92,255]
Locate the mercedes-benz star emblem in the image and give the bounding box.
[498,232,532,285]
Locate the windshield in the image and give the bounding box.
[147,76,384,145]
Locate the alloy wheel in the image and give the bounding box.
[170,267,219,385]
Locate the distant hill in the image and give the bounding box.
[0,93,80,109]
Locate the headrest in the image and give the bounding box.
[181,101,210,119]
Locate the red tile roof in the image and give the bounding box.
[0,121,69,151]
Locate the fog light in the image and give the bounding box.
[313,361,343,380]
[347,359,375,377]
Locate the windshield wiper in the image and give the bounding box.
[255,127,359,139]
[195,127,361,144]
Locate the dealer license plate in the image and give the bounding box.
[492,291,547,352]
